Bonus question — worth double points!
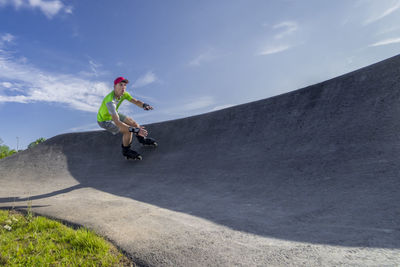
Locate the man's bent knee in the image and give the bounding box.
[123,117,137,127]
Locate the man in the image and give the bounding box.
[97,76,157,160]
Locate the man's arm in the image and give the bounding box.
[129,98,144,108]
[129,98,153,110]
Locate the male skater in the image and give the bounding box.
[97,76,157,160]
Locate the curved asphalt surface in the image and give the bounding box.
[1,55,400,266]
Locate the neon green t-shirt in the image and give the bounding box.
[97,91,133,122]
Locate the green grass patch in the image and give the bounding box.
[0,209,133,266]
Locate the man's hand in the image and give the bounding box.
[129,126,148,137]
[138,126,148,137]
[143,103,153,110]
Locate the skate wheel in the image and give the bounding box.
[126,156,142,161]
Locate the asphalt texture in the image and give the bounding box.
[1,55,400,266]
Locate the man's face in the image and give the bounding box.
[114,82,127,97]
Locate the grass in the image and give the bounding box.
[0,208,134,266]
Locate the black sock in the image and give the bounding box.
[122,144,130,150]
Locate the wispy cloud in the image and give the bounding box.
[189,48,219,66]
[0,35,155,118]
[258,20,299,56]
[0,81,25,93]
[189,53,211,66]
[78,57,110,78]
[1,82,12,88]
[375,25,400,36]
[132,92,159,104]
[64,5,73,14]
[0,33,15,49]
[369,37,400,47]
[258,44,291,56]
[273,21,298,39]
[0,0,72,18]
[88,59,101,77]
[181,96,215,111]
[0,49,110,113]
[156,96,215,117]
[363,0,400,25]
[133,71,157,88]
[66,123,100,132]
[1,33,15,43]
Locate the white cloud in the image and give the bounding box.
[88,59,101,77]
[133,71,157,88]
[64,5,72,14]
[0,0,71,18]
[369,37,400,47]
[132,92,159,104]
[78,57,110,78]
[363,0,400,25]
[189,49,219,66]
[181,96,215,111]
[0,50,110,113]
[273,21,298,39]
[258,44,291,56]
[1,33,15,43]
[257,20,298,56]
[190,53,211,66]
[0,33,15,48]
[375,25,400,36]
[29,0,63,18]
[158,96,215,117]
[66,123,99,132]
[1,82,12,88]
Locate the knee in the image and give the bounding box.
[122,116,130,123]
[119,125,130,134]
[126,118,138,127]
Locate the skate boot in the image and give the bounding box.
[121,144,142,160]
[136,135,158,147]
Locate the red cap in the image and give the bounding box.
[114,77,129,85]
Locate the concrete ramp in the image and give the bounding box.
[1,55,400,266]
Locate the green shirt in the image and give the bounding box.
[97,91,133,122]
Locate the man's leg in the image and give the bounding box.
[114,114,133,146]
[117,124,143,159]
[122,116,157,146]
[98,120,141,159]
[122,116,139,128]
[120,127,133,147]
[122,116,144,143]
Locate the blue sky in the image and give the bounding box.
[1,0,400,149]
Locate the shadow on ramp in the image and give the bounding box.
[0,185,84,203]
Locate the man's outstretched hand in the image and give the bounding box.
[143,103,153,110]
